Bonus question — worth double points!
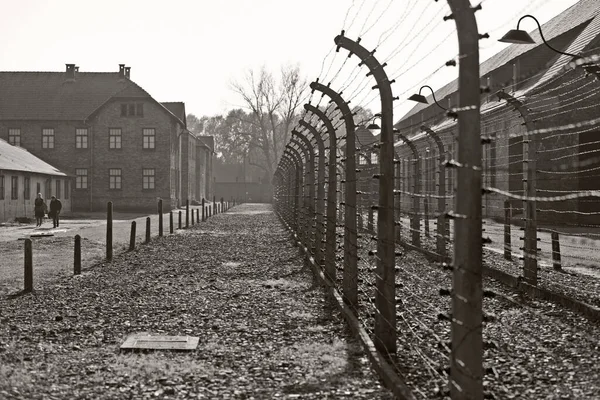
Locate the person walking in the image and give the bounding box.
[49,195,62,228]
[34,193,47,227]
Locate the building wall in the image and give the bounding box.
[88,99,176,212]
[0,171,72,222]
[0,119,91,211]
[0,99,186,212]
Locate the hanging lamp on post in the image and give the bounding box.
[408,85,447,110]
[366,113,382,130]
[499,14,599,79]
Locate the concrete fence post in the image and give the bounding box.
[497,90,537,286]
[311,81,358,309]
[202,198,206,221]
[446,1,483,398]
[551,231,562,270]
[335,33,396,353]
[169,211,174,234]
[304,104,337,283]
[504,199,512,260]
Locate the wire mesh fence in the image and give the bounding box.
[273,1,600,398]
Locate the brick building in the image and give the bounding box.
[0,138,72,222]
[393,0,600,224]
[0,64,213,212]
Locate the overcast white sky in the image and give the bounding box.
[0,0,580,121]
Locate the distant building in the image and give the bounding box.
[0,138,71,222]
[0,64,213,212]
[394,0,600,224]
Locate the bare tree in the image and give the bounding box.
[231,64,307,177]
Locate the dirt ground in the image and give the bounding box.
[0,204,214,296]
[0,203,393,399]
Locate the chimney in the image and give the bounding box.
[125,66,131,79]
[118,64,125,79]
[65,64,76,80]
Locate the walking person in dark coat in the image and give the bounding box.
[49,196,62,228]
[34,193,47,227]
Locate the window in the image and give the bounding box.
[36,182,41,197]
[0,176,4,200]
[42,128,54,149]
[121,103,143,117]
[109,168,122,189]
[371,152,378,165]
[76,128,88,149]
[75,169,88,189]
[8,129,21,146]
[45,179,51,199]
[359,155,367,165]
[24,176,30,200]
[109,128,122,149]
[143,128,155,149]
[56,179,61,199]
[64,180,70,199]
[142,168,155,189]
[11,176,19,200]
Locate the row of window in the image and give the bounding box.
[75,168,155,190]
[7,128,156,149]
[0,176,69,201]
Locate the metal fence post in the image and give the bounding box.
[129,221,136,251]
[186,199,190,228]
[24,239,33,292]
[145,217,151,243]
[74,234,81,275]
[158,198,163,237]
[169,211,174,234]
[202,198,206,221]
[106,201,113,261]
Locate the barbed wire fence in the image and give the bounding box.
[273,1,600,399]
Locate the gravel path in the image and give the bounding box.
[0,203,393,399]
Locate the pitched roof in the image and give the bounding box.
[0,70,187,126]
[398,0,600,122]
[161,102,187,127]
[0,139,66,176]
[198,135,215,152]
[0,72,138,120]
[355,126,378,148]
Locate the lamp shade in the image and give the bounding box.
[499,29,536,44]
[408,93,428,104]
